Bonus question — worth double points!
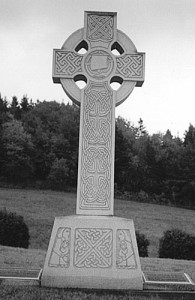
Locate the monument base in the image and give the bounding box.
[41,215,143,290]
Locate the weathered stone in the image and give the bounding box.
[52,11,145,216]
[42,11,145,289]
[42,216,143,289]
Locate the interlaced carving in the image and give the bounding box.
[74,228,113,268]
[49,227,71,268]
[116,229,137,269]
[87,14,114,41]
[116,54,144,79]
[79,82,113,210]
[45,11,145,289]
[54,50,82,76]
[52,11,145,214]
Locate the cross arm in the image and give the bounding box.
[115,53,145,87]
[52,49,83,84]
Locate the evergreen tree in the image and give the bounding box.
[10,96,21,119]
[184,124,195,148]
[136,118,147,137]
[20,95,33,114]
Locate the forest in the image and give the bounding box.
[0,94,195,209]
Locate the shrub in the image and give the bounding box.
[0,208,30,248]
[136,231,149,257]
[159,229,195,260]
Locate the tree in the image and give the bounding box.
[22,101,80,184]
[22,101,61,179]
[184,124,195,148]
[2,119,34,182]
[115,123,132,191]
[136,118,147,138]
[47,158,69,190]
[115,116,137,144]
[58,103,80,186]
[2,93,195,208]
[163,129,173,144]
[20,95,34,114]
[10,96,21,119]
[0,94,10,179]
[0,94,9,123]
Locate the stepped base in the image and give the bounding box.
[0,268,42,286]
[41,215,143,290]
[143,271,195,291]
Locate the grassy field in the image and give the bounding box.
[1,285,194,300]
[0,246,195,281]
[0,188,195,299]
[0,246,195,299]
[0,188,194,257]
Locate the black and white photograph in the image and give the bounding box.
[0,1,195,299]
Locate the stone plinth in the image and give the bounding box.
[41,215,143,290]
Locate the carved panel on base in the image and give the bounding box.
[74,228,113,268]
[48,227,71,268]
[42,216,143,290]
[116,229,137,269]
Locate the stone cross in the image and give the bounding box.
[53,11,144,216]
[42,11,145,290]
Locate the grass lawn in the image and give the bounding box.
[0,188,194,257]
[1,285,193,300]
[0,188,195,299]
[0,246,195,282]
[0,246,195,299]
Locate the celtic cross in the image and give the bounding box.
[53,11,145,215]
[42,11,145,290]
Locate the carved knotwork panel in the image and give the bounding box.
[48,227,71,268]
[74,228,113,268]
[53,50,83,79]
[79,82,114,211]
[47,225,139,272]
[116,229,137,269]
[86,14,114,42]
[116,54,144,81]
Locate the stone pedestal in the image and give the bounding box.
[41,216,143,290]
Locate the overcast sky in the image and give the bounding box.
[0,0,195,137]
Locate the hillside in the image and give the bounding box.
[0,245,195,283]
[0,188,194,257]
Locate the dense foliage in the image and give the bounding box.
[159,229,195,260]
[0,94,195,208]
[0,208,29,248]
[135,231,149,257]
